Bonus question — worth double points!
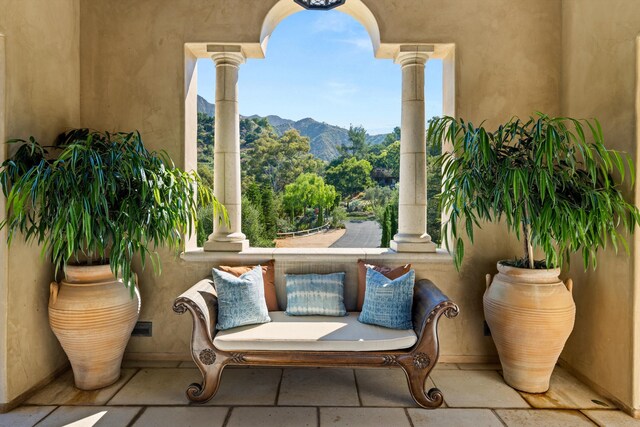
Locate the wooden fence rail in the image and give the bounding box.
[276,222,331,238]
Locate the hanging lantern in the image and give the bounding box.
[294,0,346,10]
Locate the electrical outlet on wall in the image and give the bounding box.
[483,321,491,336]
[132,321,152,337]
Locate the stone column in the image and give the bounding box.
[390,46,436,253]
[204,47,249,251]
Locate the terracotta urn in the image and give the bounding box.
[49,264,140,390]
[484,262,575,393]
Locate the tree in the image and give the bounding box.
[245,182,263,208]
[378,191,399,247]
[242,196,269,247]
[325,157,373,200]
[382,126,401,147]
[364,186,394,215]
[261,185,278,239]
[367,141,400,180]
[339,125,368,159]
[426,134,442,244]
[380,207,390,248]
[283,173,337,222]
[244,129,323,192]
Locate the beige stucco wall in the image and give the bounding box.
[0,0,80,406]
[3,0,640,415]
[560,0,640,413]
[0,32,7,406]
[79,0,562,362]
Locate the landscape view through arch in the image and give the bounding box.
[195,10,443,249]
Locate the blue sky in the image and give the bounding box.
[197,10,442,135]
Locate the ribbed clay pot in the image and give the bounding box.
[484,262,575,393]
[49,265,140,390]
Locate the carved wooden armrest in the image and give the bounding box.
[412,279,459,342]
[173,278,218,342]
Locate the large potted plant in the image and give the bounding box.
[0,129,223,390]
[427,114,640,393]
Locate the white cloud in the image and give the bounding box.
[311,13,352,33]
[339,37,372,52]
[325,80,358,98]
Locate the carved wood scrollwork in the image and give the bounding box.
[172,300,188,314]
[173,297,207,323]
[413,352,431,369]
[199,349,216,365]
[230,353,246,364]
[382,355,398,366]
[425,302,460,325]
[444,304,460,319]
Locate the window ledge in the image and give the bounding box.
[181,247,453,264]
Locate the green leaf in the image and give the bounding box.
[423,114,640,271]
[0,129,223,291]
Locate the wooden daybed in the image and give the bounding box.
[173,277,459,408]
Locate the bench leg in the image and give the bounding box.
[400,358,444,408]
[187,353,226,403]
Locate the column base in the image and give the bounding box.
[390,240,437,253]
[203,239,249,252]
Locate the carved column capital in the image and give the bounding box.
[394,45,433,67]
[209,45,246,67]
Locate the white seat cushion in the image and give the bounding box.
[214,311,417,352]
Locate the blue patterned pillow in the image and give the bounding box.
[212,266,271,330]
[358,268,415,329]
[285,272,347,316]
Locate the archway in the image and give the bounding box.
[260,0,381,57]
[187,1,448,254]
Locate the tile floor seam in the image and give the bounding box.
[221,406,233,427]
[491,408,509,427]
[10,365,631,425]
[403,407,416,427]
[352,369,363,406]
[274,369,284,406]
[105,368,141,406]
[496,408,602,426]
[556,408,607,426]
[125,406,146,427]
[580,409,628,427]
[572,409,600,426]
[31,405,59,426]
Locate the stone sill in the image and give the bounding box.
[181,247,453,264]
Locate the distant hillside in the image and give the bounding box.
[197,96,215,117]
[198,95,389,161]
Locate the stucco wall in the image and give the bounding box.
[79,0,562,362]
[0,0,80,406]
[560,0,640,413]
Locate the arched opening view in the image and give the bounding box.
[193,9,443,249]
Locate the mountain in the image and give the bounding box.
[197,95,390,161]
[197,96,215,117]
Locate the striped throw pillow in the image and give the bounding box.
[285,272,347,316]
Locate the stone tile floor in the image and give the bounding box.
[1,362,639,426]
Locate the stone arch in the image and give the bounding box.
[260,0,381,56]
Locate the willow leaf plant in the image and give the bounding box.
[0,129,226,292]
[427,114,640,271]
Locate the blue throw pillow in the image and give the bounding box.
[285,272,347,316]
[358,268,415,329]
[212,266,271,330]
